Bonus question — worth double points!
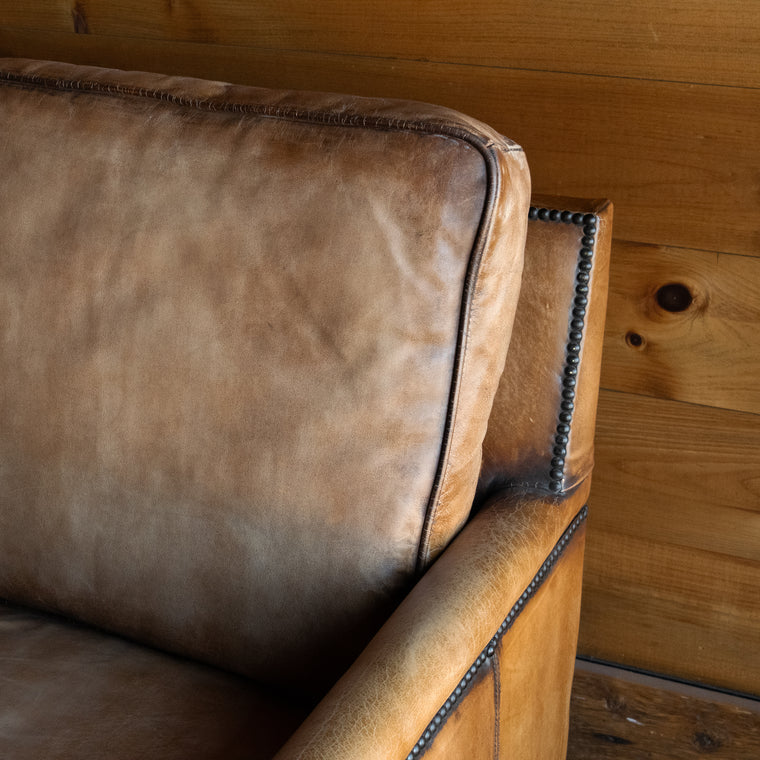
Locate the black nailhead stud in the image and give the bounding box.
[583,213,596,225]
[564,364,578,376]
[561,210,573,223]
[582,236,595,246]
[551,456,565,468]
[529,207,538,219]
[549,209,560,221]
[579,259,593,272]
[557,423,570,435]
[538,208,550,220]
[550,467,563,480]
[571,212,584,225]
[549,481,562,492]
[571,318,584,330]
[580,247,593,259]
[584,223,597,236]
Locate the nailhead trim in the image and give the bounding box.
[527,206,598,493]
[405,505,588,759]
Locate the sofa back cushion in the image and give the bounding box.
[0,59,529,693]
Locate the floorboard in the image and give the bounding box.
[568,660,760,759]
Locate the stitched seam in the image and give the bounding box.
[416,156,503,570]
[408,503,588,759]
[0,69,524,152]
[492,648,501,760]
[527,206,599,495]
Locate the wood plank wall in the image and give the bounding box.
[1,2,758,695]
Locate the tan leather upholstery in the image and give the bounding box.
[0,58,528,695]
[275,197,612,760]
[0,603,308,760]
[0,58,611,759]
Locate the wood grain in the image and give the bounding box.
[602,241,760,414]
[1,1,759,87]
[1,29,759,257]
[569,662,760,759]
[582,390,760,694]
[589,390,760,562]
[579,525,760,695]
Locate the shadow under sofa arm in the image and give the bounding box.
[273,481,590,760]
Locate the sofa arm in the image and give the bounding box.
[273,483,589,760]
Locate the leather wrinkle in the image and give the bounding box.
[0,57,530,699]
[0,63,512,576]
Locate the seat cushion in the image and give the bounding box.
[0,58,529,694]
[0,602,308,760]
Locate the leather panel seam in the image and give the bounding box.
[408,503,588,759]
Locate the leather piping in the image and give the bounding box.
[0,67,520,574]
[407,503,589,759]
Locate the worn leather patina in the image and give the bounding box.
[0,57,611,759]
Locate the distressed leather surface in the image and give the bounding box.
[0,602,308,760]
[274,197,612,760]
[273,486,589,760]
[478,197,613,498]
[0,58,529,694]
[419,522,587,760]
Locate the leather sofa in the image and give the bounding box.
[0,58,611,759]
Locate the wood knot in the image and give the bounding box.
[656,282,693,313]
[692,731,723,753]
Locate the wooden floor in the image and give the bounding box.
[568,660,760,759]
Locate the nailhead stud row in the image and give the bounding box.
[528,207,598,493]
[405,505,589,760]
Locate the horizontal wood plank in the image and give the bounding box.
[581,390,760,694]
[578,526,760,695]
[569,661,760,759]
[601,241,760,414]
[590,390,760,562]
[1,30,759,256]
[1,1,759,88]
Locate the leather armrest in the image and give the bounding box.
[273,483,589,760]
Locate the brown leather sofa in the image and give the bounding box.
[0,58,611,759]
